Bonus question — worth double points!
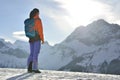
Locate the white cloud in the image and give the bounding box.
[94,0,120,25]
[13,31,29,41]
[56,0,114,27]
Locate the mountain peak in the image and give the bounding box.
[0,38,5,42]
[87,19,109,27]
[94,19,108,24]
[64,19,120,45]
[95,19,107,23]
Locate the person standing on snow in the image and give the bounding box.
[24,8,44,73]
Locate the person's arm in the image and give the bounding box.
[35,19,44,44]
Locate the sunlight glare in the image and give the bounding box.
[56,0,108,27]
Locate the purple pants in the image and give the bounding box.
[27,40,41,70]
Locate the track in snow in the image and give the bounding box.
[0,68,120,80]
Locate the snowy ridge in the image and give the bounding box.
[0,68,120,80]
[14,40,29,53]
[0,39,29,68]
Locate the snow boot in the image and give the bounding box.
[28,61,32,73]
[32,70,41,73]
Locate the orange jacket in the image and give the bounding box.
[34,18,44,42]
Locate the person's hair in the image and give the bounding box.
[29,8,39,19]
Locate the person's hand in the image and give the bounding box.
[41,40,44,44]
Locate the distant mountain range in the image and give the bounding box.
[0,19,120,75]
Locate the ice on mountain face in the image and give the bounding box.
[39,43,74,70]
[0,68,120,80]
[0,40,28,59]
[0,53,27,68]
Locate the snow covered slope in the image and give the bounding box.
[59,19,120,74]
[0,68,120,80]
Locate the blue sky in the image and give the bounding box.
[0,0,120,45]
[0,0,71,45]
